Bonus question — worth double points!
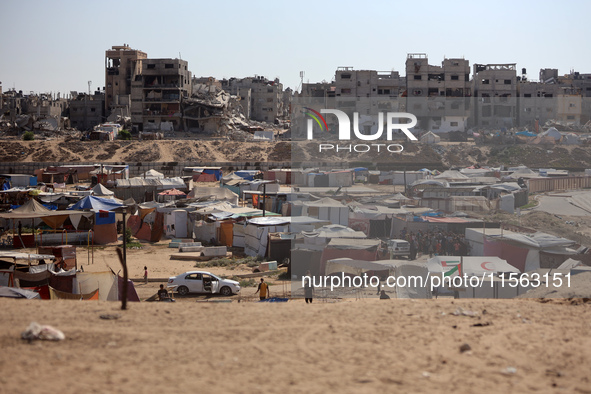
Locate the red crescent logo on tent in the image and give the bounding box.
[481,262,494,271]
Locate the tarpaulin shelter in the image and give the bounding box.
[68,196,122,244]
[420,131,441,144]
[91,183,115,197]
[187,167,222,182]
[465,228,576,272]
[290,198,349,226]
[244,217,290,257]
[320,238,382,273]
[68,195,123,212]
[187,187,239,205]
[426,256,519,276]
[0,287,40,299]
[142,169,164,179]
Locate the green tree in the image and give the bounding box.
[23,131,35,141]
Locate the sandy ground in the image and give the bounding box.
[1,297,590,393]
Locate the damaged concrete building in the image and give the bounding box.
[105,44,147,123]
[220,76,288,123]
[471,63,518,129]
[131,58,192,132]
[405,54,471,132]
[0,89,69,132]
[68,91,105,131]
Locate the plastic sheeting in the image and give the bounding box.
[75,271,118,301]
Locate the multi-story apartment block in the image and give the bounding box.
[471,63,517,128]
[405,54,471,132]
[130,58,192,132]
[105,45,147,117]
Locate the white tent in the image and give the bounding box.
[91,183,114,196]
[420,131,441,144]
[540,127,562,141]
[142,169,165,179]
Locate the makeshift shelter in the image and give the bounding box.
[434,170,470,182]
[165,210,190,239]
[540,127,562,141]
[91,183,115,197]
[186,167,222,182]
[68,195,123,212]
[320,238,382,272]
[243,217,290,257]
[68,196,123,244]
[142,169,165,179]
[290,198,349,226]
[0,287,40,299]
[187,187,239,205]
[465,228,576,272]
[420,131,441,144]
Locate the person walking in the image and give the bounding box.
[255,278,270,301]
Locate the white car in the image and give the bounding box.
[387,239,411,259]
[168,271,240,296]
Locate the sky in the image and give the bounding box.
[1,0,590,96]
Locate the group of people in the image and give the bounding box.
[401,228,471,259]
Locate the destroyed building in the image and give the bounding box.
[68,91,105,131]
[183,78,249,136]
[406,55,471,132]
[105,44,147,121]
[220,76,287,123]
[130,58,192,132]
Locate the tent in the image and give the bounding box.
[68,195,123,212]
[243,217,290,257]
[434,170,470,181]
[320,238,382,272]
[187,187,239,205]
[91,183,114,197]
[465,228,576,272]
[302,224,366,240]
[142,169,165,179]
[540,127,562,141]
[12,199,50,214]
[67,196,122,244]
[420,131,441,144]
[426,256,519,276]
[0,287,40,299]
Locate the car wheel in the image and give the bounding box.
[219,286,232,296]
[177,286,189,296]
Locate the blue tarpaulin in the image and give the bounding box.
[234,171,259,181]
[516,131,536,137]
[203,169,222,181]
[68,195,123,212]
